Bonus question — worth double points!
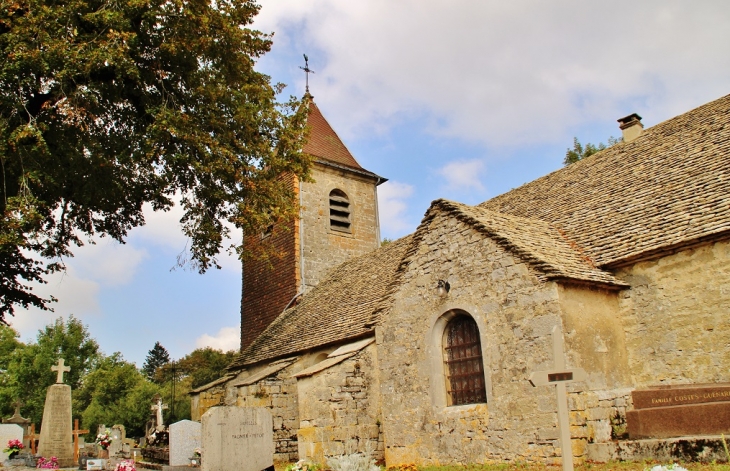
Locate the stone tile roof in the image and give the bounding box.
[479,93,730,267]
[422,200,626,287]
[228,235,412,369]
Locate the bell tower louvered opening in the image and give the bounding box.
[329,189,351,233]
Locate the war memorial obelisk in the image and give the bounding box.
[37,359,74,467]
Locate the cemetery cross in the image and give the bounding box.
[528,326,587,471]
[51,358,71,384]
[73,419,90,462]
[151,397,169,429]
[24,423,38,454]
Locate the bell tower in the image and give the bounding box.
[239,98,386,352]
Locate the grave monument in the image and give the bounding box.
[627,383,730,438]
[201,407,273,471]
[36,358,74,467]
[2,400,31,449]
[169,419,201,466]
[0,423,24,462]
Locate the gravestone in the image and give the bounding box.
[0,424,24,461]
[2,400,31,449]
[37,359,74,468]
[169,420,202,466]
[627,383,730,438]
[201,407,273,471]
[108,424,125,457]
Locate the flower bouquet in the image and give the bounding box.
[36,456,59,469]
[96,430,112,450]
[115,459,136,471]
[3,439,24,459]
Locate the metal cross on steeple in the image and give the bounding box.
[299,54,315,94]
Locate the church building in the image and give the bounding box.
[190,93,730,466]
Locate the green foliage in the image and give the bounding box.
[1,316,101,424]
[176,347,236,389]
[0,0,311,323]
[78,353,159,438]
[0,324,25,418]
[380,238,393,246]
[564,136,621,165]
[142,341,170,382]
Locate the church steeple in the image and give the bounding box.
[239,84,386,353]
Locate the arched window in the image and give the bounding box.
[443,315,487,406]
[329,189,351,232]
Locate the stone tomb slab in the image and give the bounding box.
[0,424,24,461]
[37,384,74,467]
[169,420,201,466]
[201,407,273,471]
[627,383,730,439]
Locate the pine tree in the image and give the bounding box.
[142,342,170,382]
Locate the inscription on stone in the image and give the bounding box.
[628,383,730,439]
[201,407,273,471]
[37,384,74,467]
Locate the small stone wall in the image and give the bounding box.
[234,364,301,463]
[297,344,383,463]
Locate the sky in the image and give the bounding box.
[9,1,730,367]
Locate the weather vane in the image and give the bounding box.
[300,54,315,94]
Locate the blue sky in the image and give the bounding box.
[10,1,730,366]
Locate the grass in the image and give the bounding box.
[415,462,730,471]
[276,462,730,471]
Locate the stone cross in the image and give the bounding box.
[151,397,168,428]
[51,358,71,384]
[11,399,23,417]
[528,326,587,471]
[72,419,89,462]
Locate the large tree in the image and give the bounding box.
[0,316,101,424]
[142,341,170,382]
[0,0,311,323]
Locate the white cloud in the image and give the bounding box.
[255,1,730,146]
[437,159,486,193]
[377,181,414,237]
[195,326,240,352]
[10,264,102,339]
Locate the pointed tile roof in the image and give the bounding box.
[303,100,384,181]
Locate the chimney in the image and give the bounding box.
[617,113,643,143]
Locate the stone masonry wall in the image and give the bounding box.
[615,239,730,386]
[233,362,302,463]
[300,165,380,292]
[378,213,564,465]
[377,212,631,466]
[297,344,383,464]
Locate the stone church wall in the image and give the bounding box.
[299,165,380,292]
[233,362,302,463]
[296,343,383,463]
[378,213,565,465]
[615,239,730,386]
[376,212,632,465]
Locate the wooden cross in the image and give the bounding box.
[73,419,90,462]
[528,326,587,471]
[23,423,38,455]
[51,358,71,384]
